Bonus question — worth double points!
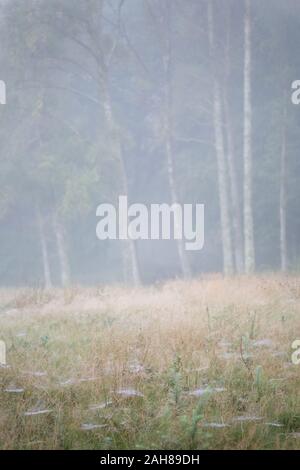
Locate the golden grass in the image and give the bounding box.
[0,274,299,449]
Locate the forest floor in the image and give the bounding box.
[0,275,299,450]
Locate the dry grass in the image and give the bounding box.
[0,274,299,449]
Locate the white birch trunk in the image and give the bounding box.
[165,119,191,278]
[101,78,141,286]
[36,205,52,289]
[223,95,244,274]
[91,0,140,286]
[280,94,288,272]
[223,14,244,274]
[208,1,234,276]
[53,213,70,287]
[163,3,191,278]
[243,0,255,273]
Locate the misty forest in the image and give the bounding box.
[0,0,300,287]
[0,0,300,452]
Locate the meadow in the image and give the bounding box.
[0,275,299,450]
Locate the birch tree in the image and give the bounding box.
[11,0,141,286]
[36,204,52,288]
[280,92,288,272]
[243,0,255,273]
[53,212,70,287]
[162,0,191,278]
[207,0,234,276]
[223,4,244,274]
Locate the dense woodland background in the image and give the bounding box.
[0,0,300,287]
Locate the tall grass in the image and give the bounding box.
[0,275,299,449]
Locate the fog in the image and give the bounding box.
[0,0,300,286]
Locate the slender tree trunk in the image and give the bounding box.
[90,0,140,286]
[223,95,244,273]
[101,77,141,286]
[165,117,191,278]
[223,9,244,274]
[53,213,70,287]
[243,0,255,273]
[36,204,52,289]
[207,1,234,276]
[163,1,191,278]
[36,109,53,287]
[280,93,288,272]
